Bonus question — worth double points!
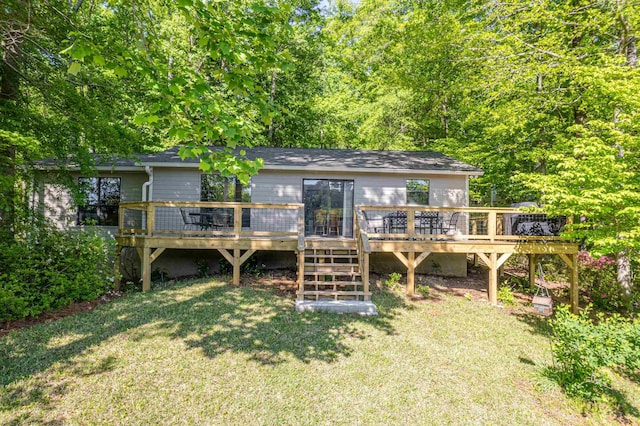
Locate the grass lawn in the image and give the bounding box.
[1,278,638,425]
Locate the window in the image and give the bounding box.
[406,179,430,205]
[77,177,121,226]
[200,175,251,202]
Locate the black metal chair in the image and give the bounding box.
[180,208,200,230]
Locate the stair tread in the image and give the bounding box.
[304,262,359,267]
[304,280,362,285]
[297,290,367,296]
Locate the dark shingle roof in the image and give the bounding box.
[35,146,483,175]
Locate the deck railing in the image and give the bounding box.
[357,205,569,242]
[118,201,305,239]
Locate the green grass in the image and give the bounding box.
[1,279,638,425]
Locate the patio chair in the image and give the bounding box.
[362,210,385,233]
[441,212,460,235]
[180,208,201,230]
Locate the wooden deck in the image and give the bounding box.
[114,202,580,313]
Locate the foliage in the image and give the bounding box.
[550,304,640,402]
[578,251,638,312]
[0,218,114,322]
[383,272,402,289]
[416,284,430,298]
[497,285,517,306]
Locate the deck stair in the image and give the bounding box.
[298,247,367,301]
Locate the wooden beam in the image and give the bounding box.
[363,252,370,301]
[488,252,498,305]
[569,253,579,314]
[558,253,574,270]
[217,248,234,264]
[476,252,491,268]
[407,251,415,297]
[414,251,432,268]
[114,246,122,291]
[136,247,143,261]
[149,247,166,264]
[392,251,409,268]
[297,249,305,300]
[233,249,240,285]
[142,246,151,291]
[239,249,256,266]
[496,252,512,269]
[528,254,538,289]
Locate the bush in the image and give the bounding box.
[0,219,115,322]
[497,285,517,306]
[383,272,402,289]
[577,251,636,312]
[550,304,640,401]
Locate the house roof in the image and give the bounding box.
[35,146,483,176]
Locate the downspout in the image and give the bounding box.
[141,166,153,229]
[142,166,153,201]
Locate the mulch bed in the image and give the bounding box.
[0,291,124,337]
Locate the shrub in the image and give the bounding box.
[497,285,517,306]
[577,251,635,312]
[0,219,114,322]
[416,284,430,298]
[383,272,402,289]
[550,304,640,401]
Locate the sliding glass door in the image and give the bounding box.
[303,179,354,237]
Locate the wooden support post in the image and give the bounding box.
[570,253,579,314]
[407,207,415,240]
[407,251,415,297]
[488,211,497,242]
[146,203,155,237]
[297,249,305,300]
[233,249,240,285]
[114,246,122,291]
[488,252,498,305]
[473,253,478,267]
[363,252,370,301]
[528,254,537,289]
[234,205,242,237]
[142,246,151,291]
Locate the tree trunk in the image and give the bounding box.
[0,18,26,242]
[617,251,632,297]
[267,69,277,145]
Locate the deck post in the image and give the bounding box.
[528,254,537,289]
[488,252,498,305]
[363,252,370,301]
[407,251,415,297]
[570,253,579,314]
[114,245,122,291]
[233,249,240,285]
[297,249,305,300]
[142,246,151,291]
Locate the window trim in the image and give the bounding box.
[200,174,251,202]
[77,177,121,226]
[406,179,430,206]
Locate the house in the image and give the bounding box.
[35,146,481,272]
[33,146,580,314]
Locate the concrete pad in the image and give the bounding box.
[295,300,378,316]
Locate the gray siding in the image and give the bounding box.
[36,171,147,230]
[251,170,468,207]
[152,168,201,201]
